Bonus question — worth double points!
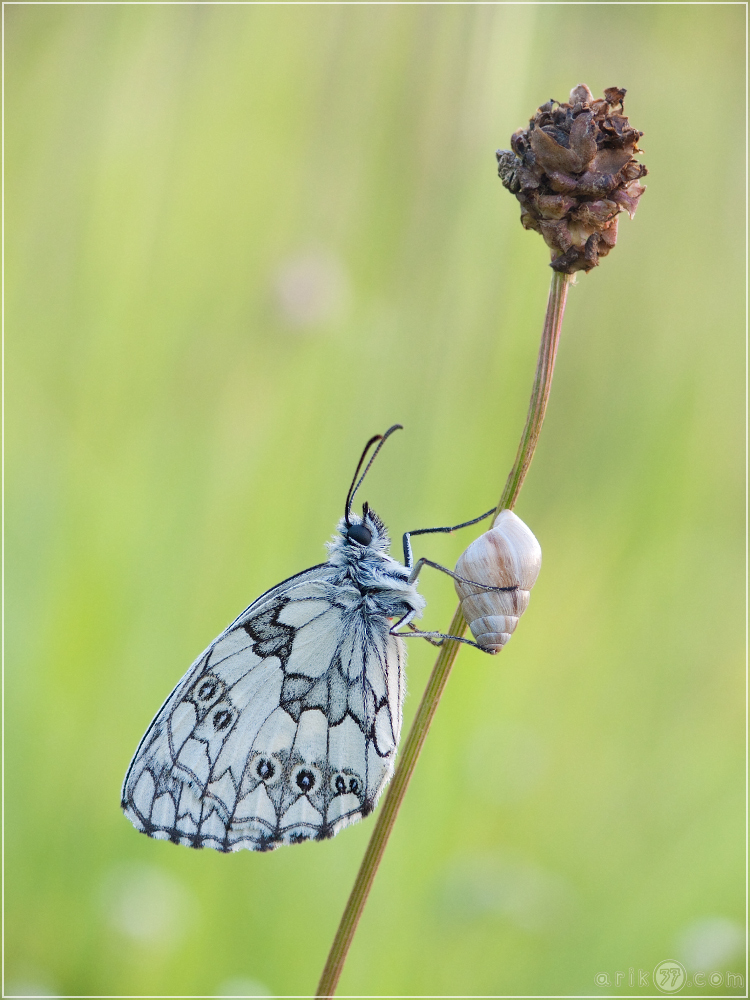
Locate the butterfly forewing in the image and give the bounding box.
[122,556,410,852]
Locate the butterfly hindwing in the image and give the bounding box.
[122,564,406,852]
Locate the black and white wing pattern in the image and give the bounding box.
[122,559,410,852]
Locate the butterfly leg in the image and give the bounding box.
[407,621,441,646]
[393,625,491,651]
[389,608,491,652]
[402,506,496,568]
[406,557,516,596]
[394,557,516,654]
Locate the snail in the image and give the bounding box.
[454,509,542,653]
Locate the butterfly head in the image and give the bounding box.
[346,502,389,547]
[330,503,391,565]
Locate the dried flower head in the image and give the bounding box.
[497,84,647,273]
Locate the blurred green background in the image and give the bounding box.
[5,4,745,998]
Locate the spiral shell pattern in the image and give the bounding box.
[454,509,542,653]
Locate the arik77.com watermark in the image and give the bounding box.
[595,960,745,993]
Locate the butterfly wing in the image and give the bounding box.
[122,564,405,851]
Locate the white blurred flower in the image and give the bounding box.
[676,916,744,972]
[272,249,350,330]
[216,976,273,997]
[438,853,575,932]
[4,973,58,997]
[99,861,197,948]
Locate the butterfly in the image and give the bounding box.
[122,426,497,852]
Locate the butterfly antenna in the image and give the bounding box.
[344,424,403,524]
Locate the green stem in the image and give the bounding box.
[315,270,572,998]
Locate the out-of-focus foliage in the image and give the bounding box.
[5,5,744,997]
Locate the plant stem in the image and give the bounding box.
[315,270,572,998]
[498,269,571,511]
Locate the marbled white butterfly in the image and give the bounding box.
[121,426,496,851]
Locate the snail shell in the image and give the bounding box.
[454,509,542,653]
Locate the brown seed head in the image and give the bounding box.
[496,84,647,273]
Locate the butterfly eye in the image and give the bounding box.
[347,523,372,546]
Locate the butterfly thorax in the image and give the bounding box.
[326,510,425,620]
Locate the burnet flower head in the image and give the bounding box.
[497,84,647,273]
